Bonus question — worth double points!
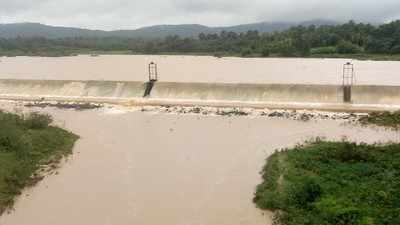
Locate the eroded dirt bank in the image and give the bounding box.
[0,101,399,225]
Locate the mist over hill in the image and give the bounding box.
[0,19,338,39]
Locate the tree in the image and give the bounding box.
[337,41,363,54]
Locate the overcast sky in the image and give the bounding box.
[0,0,399,30]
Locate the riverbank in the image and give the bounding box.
[0,111,78,215]
[254,140,400,225]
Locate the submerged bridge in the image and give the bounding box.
[1,79,400,112]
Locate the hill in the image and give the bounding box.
[0,19,338,39]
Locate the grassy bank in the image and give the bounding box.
[359,111,400,129]
[254,140,400,225]
[0,111,78,215]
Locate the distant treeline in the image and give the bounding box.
[0,20,400,58]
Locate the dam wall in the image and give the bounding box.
[351,86,400,105]
[1,79,400,111]
[0,79,146,102]
[150,82,343,104]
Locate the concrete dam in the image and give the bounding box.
[1,79,400,111]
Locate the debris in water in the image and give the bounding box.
[135,105,364,123]
[24,102,103,110]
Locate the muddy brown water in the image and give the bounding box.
[1,55,400,85]
[0,102,399,225]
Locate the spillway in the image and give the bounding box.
[1,79,400,111]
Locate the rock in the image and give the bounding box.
[269,111,284,117]
[300,114,311,121]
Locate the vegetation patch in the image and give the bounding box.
[1,21,400,60]
[359,111,400,129]
[254,140,400,225]
[0,111,78,215]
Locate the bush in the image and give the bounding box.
[270,39,296,57]
[359,111,400,129]
[290,178,322,207]
[254,141,400,225]
[316,197,362,225]
[241,48,252,57]
[337,41,363,54]
[0,124,24,153]
[261,47,271,57]
[24,112,53,129]
[310,46,337,55]
[391,45,400,54]
[213,52,223,58]
[335,142,371,162]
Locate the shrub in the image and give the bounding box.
[359,111,400,129]
[316,197,362,225]
[24,112,53,129]
[213,52,223,58]
[337,41,363,54]
[0,124,24,153]
[334,142,371,163]
[261,47,271,57]
[254,141,400,225]
[391,45,400,54]
[290,178,322,207]
[310,46,337,55]
[241,48,252,57]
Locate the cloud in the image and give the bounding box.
[0,0,399,30]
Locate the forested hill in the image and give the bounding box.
[0,20,399,60]
[0,23,108,39]
[0,19,337,39]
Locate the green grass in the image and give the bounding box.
[254,140,400,225]
[0,111,78,215]
[359,111,400,129]
[308,53,400,61]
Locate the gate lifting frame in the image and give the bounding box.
[342,62,354,103]
[148,62,158,82]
